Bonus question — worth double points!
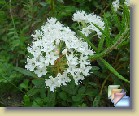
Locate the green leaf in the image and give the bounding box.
[103,13,111,47]
[34,97,43,106]
[57,0,64,3]
[59,92,67,101]
[112,9,121,31]
[119,57,129,62]
[91,66,100,71]
[20,79,29,90]
[40,88,47,98]
[27,88,39,96]
[8,28,15,31]
[88,82,97,87]
[100,58,130,83]
[78,86,85,94]
[57,6,77,18]
[80,103,87,107]
[0,0,6,5]
[93,96,101,107]
[11,39,21,49]
[85,89,98,97]
[39,2,48,6]
[62,79,77,95]
[92,70,105,78]
[47,90,55,107]
[32,79,45,88]
[14,67,37,78]
[23,95,31,106]
[7,31,16,37]
[72,95,82,102]
[32,101,40,107]
[98,38,104,52]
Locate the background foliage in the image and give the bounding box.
[0,0,130,107]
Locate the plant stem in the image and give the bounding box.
[99,58,130,83]
[89,27,129,61]
[82,27,130,83]
[78,31,98,51]
[99,75,109,95]
[51,0,55,13]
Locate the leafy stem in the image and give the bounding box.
[80,26,130,83]
[99,58,130,83]
[89,27,130,61]
[78,31,98,51]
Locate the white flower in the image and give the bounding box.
[45,71,71,92]
[57,71,71,85]
[81,27,91,37]
[34,66,47,77]
[81,66,92,76]
[67,65,78,77]
[66,53,78,66]
[72,10,105,38]
[25,17,94,92]
[62,49,67,55]
[112,0,119,12]
[72,10,87,23]
[45,76,60,92]
[124,0,130,6]
[79,54,90,68]
[25,58,36,71]
[31,30,42,40]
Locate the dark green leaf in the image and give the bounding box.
[93,96,101,107]
[72,95,82,102]
[23,95,31,106]
[59,92,67,101]
[14,67,37,78]
[32,79,45,88]
[78,86,85,94]
[27,88,39,96]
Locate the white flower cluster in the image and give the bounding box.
[112,0,119,12]
[25,18,94,92]
[124,0,130,6]
[72,10,105,38]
